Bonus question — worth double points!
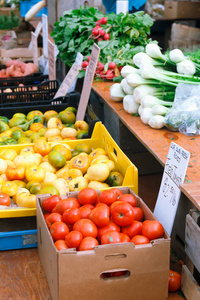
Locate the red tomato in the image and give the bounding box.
[78,187,98,205]
[63,207,81,225]
[111,188,123,200]
[73,218,98,238]
[43,212,50,221]
[131,235,150,245]
[122,220,143,239]
[79,204,94,218]
[111,202,134,226]
[78,237,99,251]
[50,221,69,241]
[56,197,80,215]
[119,233,131,243]
[119,194,137,207]
[89,203,110,228]
[46,212,63,229]
[0,193,11,206]
[54,239,69,251]
[110,200,124,213]
[101,230,121,245]
[65,230,83,249]
[97,221,121,241]
[132,207,144,222]
[142,220,164,241]
[98,189,117,206]
[168,270,181,292]
[42,195,62,212]
[51,206,57,213]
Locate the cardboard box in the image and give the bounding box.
[37,187,170,300]
[0,30,17,49]
[164,1,200,19]
[0,47,43,64]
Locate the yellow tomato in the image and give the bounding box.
[68,176,88,192]
[16,192,36,208]
[25,166,46,182]
[0,158,7,174]
[33,138,51,156]
[20,146,35,156]
[69,153,90,174]
[1,181,18,196]
[0,148,17,161]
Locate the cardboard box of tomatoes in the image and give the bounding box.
[36,187,170,300]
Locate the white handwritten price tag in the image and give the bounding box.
[53,62,81,99]
[42,14,48,58]
[28,21,42,49]
[31,32,38,67]
[68,52,83,93]
[154,142,190,236]
[76,43,100,121]
[48,40,56,81]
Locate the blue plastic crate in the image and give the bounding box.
[0,229,37,251]
[20,0,48,17]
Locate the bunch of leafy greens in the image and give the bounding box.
[51,6,154,69]
[0,11,20,29]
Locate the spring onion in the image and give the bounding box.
[151,104,170,115]
[133,52,163,68]
[121,65,140,78]
[141,95,173,108]
[123,95,139,114]
[148,115,165,129]
[110,83,126,102]
[121,78,134,95]
[140,107,154,124]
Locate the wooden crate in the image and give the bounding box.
[182,209,200,300]
[0,7,21,18]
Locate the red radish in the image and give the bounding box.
[82,61,89,68]
[97,37,104,42]
[105,70,114,80]
[104,33,110,40]
[99,29,105,36]
[100,17,107,25]
[96,20,101,26]
[108,62,116,70]
[87,56,91,62]
[97,62,104,71]
[92,28,99,36]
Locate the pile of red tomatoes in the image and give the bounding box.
[42,187,164,252]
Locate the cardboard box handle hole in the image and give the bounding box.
[100,270,130,280]
[104,253,127,260]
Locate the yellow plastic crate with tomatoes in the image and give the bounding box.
[0,122,138,218]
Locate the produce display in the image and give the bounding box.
[41,187,164,252]
[0,10,20,29]
[0,126,125,208]
[0,60,38,78]
[110,44,200,131]
[51,6,153,80]
[0,108,91,145]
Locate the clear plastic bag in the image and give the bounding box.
[164,83,200,136]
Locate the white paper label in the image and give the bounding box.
[68,52,83,93]
[76,43,100,121]
[31,32,38,67]
[42,14,48,58]
[28,21,42,49]
[48,40,56,81]
[54,62,81,99]
[154,142,190,236]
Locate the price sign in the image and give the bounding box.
[48,40,56,81]
[31,32,38,67]
[53,62,81,99]
[154,142,190,236]
[28,21,42,49]
[68,52,83,93]
[42,14,48,58]
[76,43,100,121]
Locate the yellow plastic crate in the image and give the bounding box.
[0,122,138,218]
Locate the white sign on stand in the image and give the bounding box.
[28,21,42,49]
[31,32,38,67]
[154,142,190,236]
[76,43,100,121]
[68,52,83,93]
[42,14,48,58]
[53,62,81,99]
[116,0,129,14]
[48,40,56,81]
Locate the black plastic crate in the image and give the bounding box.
[0,80,59,104]
[0,92,100,138]
[0,73,48,86]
